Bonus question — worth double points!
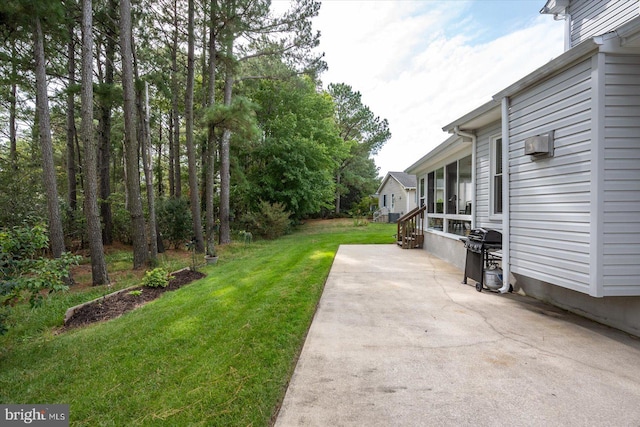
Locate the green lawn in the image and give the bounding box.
[0,219,395,426]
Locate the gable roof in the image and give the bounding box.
[376,172,417,194]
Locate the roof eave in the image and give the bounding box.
[539,0,569,15]
[405,134,463,174]
[442,99,502,133]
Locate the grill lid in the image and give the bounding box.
[468,228,502,244]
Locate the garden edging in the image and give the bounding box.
[63,267,192,325]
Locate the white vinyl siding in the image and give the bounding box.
[602,54,640,295]
[475,122,503,231]
[379,178,416,215]
[508,58,593,294]
[569,0,639,48]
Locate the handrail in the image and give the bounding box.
[396,205,426,249]
[398,205,426,222]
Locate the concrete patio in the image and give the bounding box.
[275,244,640,426]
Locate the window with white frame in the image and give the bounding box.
[383,194,387,207]
[491,136,503,216]
[423,154,472,236]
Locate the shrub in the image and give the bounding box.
[142,268,172,288]
[242,201,291,240]
[0,224,80,334]
[157,198,193,249]
[112,200,132,245]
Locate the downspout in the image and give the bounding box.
[499,97,511,293]
[564,13,571,51]
[550,8,571,51]
[453,126,476,230]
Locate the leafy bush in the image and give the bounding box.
[0,224,80,334]
[242,201,291,240]
[112,200,132,245]
[61,202,88,250]
[157,198,193,249]
[142,268,172,288]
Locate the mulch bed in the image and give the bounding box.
[63,269,205,330]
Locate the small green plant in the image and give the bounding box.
[352,216,369,227]
[128,289,143,296]
[142,268,172,288]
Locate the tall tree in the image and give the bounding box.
[8,43,18,171]
[328,83,391,214]
[34,15,66,258]
[120,0,149,268]
[238,76,342,219]
[218,0,234,244]
[97,0,118,245]
[217,0,325,243]
[185,0,205,252]
[170,0,181,198]
[81,0,109,285]
[141,82,159,259]
[205,0,218,257]
[66,19,77,212]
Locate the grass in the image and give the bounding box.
[0,219,396,426]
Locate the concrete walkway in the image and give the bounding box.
[275,245,640,427]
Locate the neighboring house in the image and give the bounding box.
[374,172,417,222]
[406,0,640,336]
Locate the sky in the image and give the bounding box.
[275,0,566,177]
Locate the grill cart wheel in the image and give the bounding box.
[476,282,483,292]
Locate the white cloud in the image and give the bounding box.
[310,0,565,176]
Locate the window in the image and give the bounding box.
[424,154,472,236]
[383,194,387,207]
[391,194,395,209]
[419,178,425,207]
[491,137,503,215]
[427,172,435,213]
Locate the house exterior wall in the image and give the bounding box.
[378,179,416,216]
[602,54,640,295]
[569,0,639,48]
[424,232,466,271]
[507,57,594,294]
[475,121,503,231]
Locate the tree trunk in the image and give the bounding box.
[120,0,149,268]
[98,0,116,245]
[67,22,78,212]
[34,16,66,258]
[185,0,205,253]
[9,44,17,170]
[335,171,341,214]
[142,82,158,259]
[81,0,109,286]
[132,39,158,260]
[157,115,164,197]
[205,0,217,255]
[168,109,175,197]
[171,0,181,198]
[219,43,233,245]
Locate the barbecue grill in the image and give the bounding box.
[461,228,502,292]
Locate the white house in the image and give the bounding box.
[406,0,640,336]
[374,172,417,222]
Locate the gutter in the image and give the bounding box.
[453,126,476,230]
[493,39,600,100]
[498,97,511,294]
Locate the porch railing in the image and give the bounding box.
[396,205,426,249]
